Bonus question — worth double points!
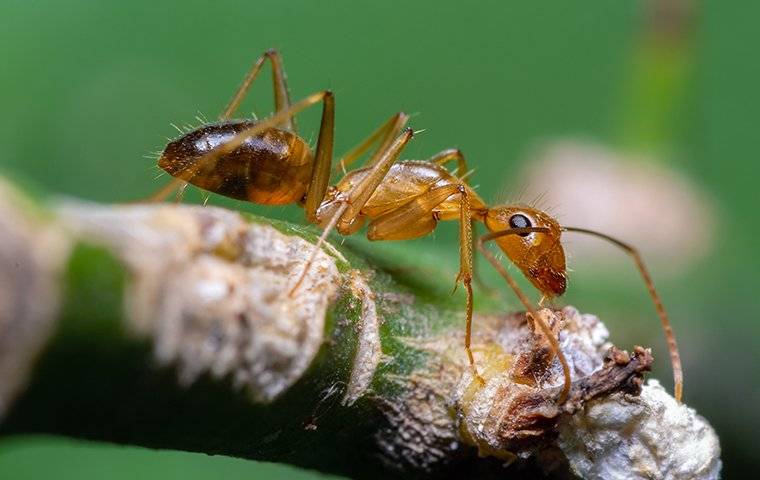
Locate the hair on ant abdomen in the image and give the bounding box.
[160,121,313,204]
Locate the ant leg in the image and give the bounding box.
[338,128,415,231]
[429,148,469,178]
[366,184,461,240]
[289,128,415,296]
[456,187,478,379]
[149,91,332,203]
[562,226,683,402]
[175,182,189,204]
[145,174,194,204]
[146,178,185,203]
[336,112,409,174]
[365,183,482,383]
[477,227,572,404]
[219,49,295,130]
[149,50,297,202]
[428,149,495,297]
[303,92,335,223]
[467,220,501,298]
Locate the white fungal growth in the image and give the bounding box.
[0,180,70,418]
[343,270,382,405]
[558,379,722,480]
[57,202,341,402]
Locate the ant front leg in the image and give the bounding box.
[453,186,477,379]
[428,149,496,298]
[365,183,482,383]
[477,228,572,403]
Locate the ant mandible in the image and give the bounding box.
[151,49,683,404]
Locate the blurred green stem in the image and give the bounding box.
[618,0,694,157]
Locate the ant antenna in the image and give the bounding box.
[562,226,683,402]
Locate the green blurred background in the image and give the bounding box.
[0,0,757,478]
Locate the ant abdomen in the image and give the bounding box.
[158,121,313,204]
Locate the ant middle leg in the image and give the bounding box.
[429,148,469,179]
[337,128,416,231]
[289,127,415,296]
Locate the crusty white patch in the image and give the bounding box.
[558,379,721,480]
[0,180,69,418]
[343,270,382,405]
[428,308,719,476]
[57,202,340,402]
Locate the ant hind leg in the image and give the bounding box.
[220,49,295,129]
[146,49,297,203]
[147,92,333,204]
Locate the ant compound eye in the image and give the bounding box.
[509,213,532,237]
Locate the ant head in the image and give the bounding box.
[485,205,567,297]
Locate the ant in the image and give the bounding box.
[151,49,682,404]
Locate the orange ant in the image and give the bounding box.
[151,50,682,404]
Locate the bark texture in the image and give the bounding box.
[0,177,721,479]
